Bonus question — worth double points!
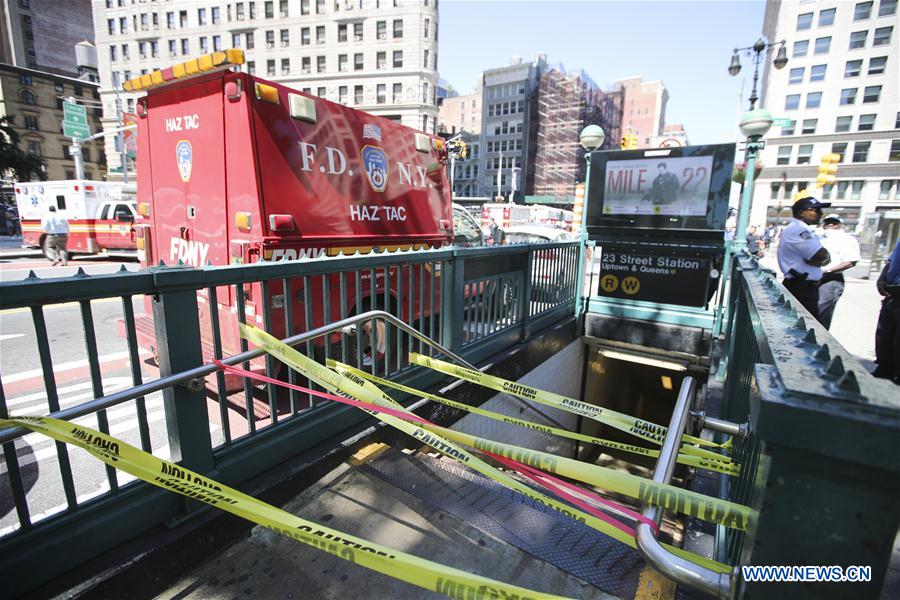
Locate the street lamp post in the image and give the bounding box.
[713,38,787,336]
[576,125,606,325]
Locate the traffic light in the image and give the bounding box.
[620,136,629,149]
[447,140,468,160]
[815,152,840,188]
[620,134,638,150]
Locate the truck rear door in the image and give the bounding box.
[143,75,229,269]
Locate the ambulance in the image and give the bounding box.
[15,180,139,257]
[123,50,452,378]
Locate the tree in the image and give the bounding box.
[0,115,46,182]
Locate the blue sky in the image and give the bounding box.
[438,0,767,144]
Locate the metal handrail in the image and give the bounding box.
[0,310,474,444]
[634,376,737,599]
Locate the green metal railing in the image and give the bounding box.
[0,241,579,596]
[718,255,900,598]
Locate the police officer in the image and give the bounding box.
[874,241,900,383]
[776,196,831,318]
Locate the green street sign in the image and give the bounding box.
[772,117,791,127]
[63,101,88,126]
[63,121,91,139]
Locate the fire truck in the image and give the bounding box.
[123,50,452,380]
[15,180,139,257]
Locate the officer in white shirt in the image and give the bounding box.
[776,196,831,319]
[817,213,861,329]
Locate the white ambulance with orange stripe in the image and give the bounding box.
[15,180,139,258]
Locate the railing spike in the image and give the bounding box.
[776,293,786,304]
[836,370,861,395]
[73,267,89,278]
[802,328,817,344]
[118,264,129,272]
[783,299,792,312]
[812,344,831,362]
[826,355,845,377]
[26,270,39,279]
[793,316,806,330]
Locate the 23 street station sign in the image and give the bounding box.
[597,246,712,307]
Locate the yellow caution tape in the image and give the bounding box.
[326,359,740,477]
[0,415,567,600]
[409,353,730,457]
[239,324,742,569]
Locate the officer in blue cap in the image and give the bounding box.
[776,196,831,319]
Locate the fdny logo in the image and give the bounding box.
[361,145,388,193]
[176,140,192,182]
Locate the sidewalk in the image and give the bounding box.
[759,249,879,369]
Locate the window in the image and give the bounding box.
[854,1,873,20]
[354,53,363,70]
[122,43,130,59]
[316,0,325,13]
[267,59,276,76]
[338,23,348,42]
[317,55,325,73]
[301,57,311,73]
[814,36,831,53]
[179,10,187,27]
[265,0,274,18]
[424,17,430,38]
[873,26,893,45]
[232,33,241,48]
[793,40,808,57]
[302,27,310,45]
[247,61,255,75]
[301,0,310,14]
[880,0,897,16]
[108,19,115,35]
[376,51,386,69]
[858,114,876,130]
[818,7,836,25]
[354,22,363,41]
[317,86,326,98]
[810,64,826,81]
[280,0,289,17]
[281,58,290,75]
[198,8,206,25]
[167,11,175,29]
[880,180,895,200]
[836,181,849,199]
[806,91,822,108]
[250,2,257,18]
[840,88,857,104]
[237,3,245,19]
[797,144,813,164]
[376,84,386,104]
[852,141,870,162]
[377,20,386,39]
[119,16,127,33]
[785,94,800,110]
[896,112,900,128]
[354,85,363,104]
[54,82,63,93]
[797,12,813,29]
[26,140,41,157]
[21,90,35,105]
[863,85,881,102]
[180,38,189,55]
[849,30,867,48]
[890,140,900,161]
[845,59,863,77]
[110,45,117,61]
[151,40,158,57]
[835,116,852,132]
[770,182,781,200]
[788,67,804,84]
[24,115,37,130]
[199,37,208,53]
[246,32,255,49]
[339,85,348,104]
[281,29,289,46]
[424,49,429,68]
[781,119,796,135]
[316,26,325,44]
[801,119,817,134]
[393,83,402,104]
[338,54,348,71]
[266,30,274,48]
[211,7,220,23]
[777,146,792,165]
[213,34,222,51]
[393,50,402,67]
[850,181,865,200]
[869,56,887,74]
[393,19,403,38]
[832,142,847,162]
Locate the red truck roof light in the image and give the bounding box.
[122,49,245,92]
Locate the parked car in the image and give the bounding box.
[503,225,575,301]
[452,203,485,247]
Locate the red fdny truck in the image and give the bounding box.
[124,50,451,381]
